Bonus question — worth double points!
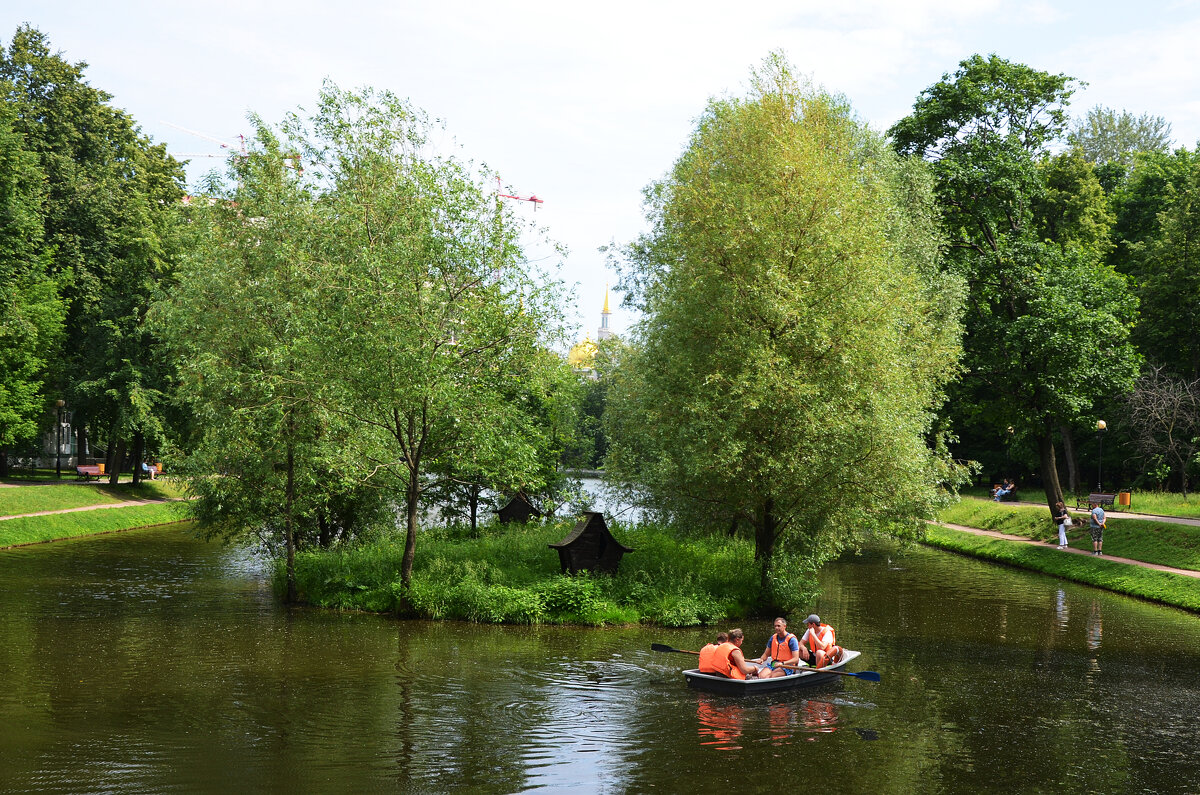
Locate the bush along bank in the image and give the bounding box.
[923,524,1200,614]
[285,519,799,626]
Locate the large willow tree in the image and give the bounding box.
[606,55,965,606]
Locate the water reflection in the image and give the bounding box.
[695,695,841,751]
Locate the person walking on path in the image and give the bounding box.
[1089,500,1107,556]
[1052,501,1070,549]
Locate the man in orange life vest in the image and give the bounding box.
[748,617,801,678]
[697,628,759,679]
[798,614,842,669]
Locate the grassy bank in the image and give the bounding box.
[0,481,183,517]
[938,497,1200,572]
[0,501,189,548]
[290,520,780,626]
[923,524,1200,613]
[959,486,1200,519]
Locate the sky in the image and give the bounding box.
[5,1,1199,342]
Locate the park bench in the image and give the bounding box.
[1077,492,1116,510]
[75,464,103,481]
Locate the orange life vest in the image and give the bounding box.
[805,623,836,653]
[698,643,720,673]
[769,632,798,664]
[707,641,746,679]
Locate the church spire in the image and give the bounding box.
[598,283,613,340]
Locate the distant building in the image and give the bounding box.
[568,286,615,378]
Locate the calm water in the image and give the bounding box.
[1,528,1199,793]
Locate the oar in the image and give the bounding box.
[650,643,881,682]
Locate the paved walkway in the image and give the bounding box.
[931,520,1200,579]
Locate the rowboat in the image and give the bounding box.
[683,649,864,696]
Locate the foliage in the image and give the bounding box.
[890,54,1140,510]
[0,26,186,477]
[0,97,62,459]
[288,519,771,626]
[1069,105,1173,174]
[607,53,966,605]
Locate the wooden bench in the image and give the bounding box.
[75,464,103,481]
[1077,492,1116,510]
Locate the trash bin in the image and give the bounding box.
[1118,491,1131,507]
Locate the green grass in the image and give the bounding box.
[0,480,183,517]
[1113,490,1200,519]
[938,496,1200,572]
[0,501,190,548]
[289,519,778,626]
[923,524,1200,613]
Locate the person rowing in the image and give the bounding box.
[696,628,759,679]
[799,614,842,670]
[748,617,801,678]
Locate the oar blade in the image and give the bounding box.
[852,670,882,682]
[651,643,677,653]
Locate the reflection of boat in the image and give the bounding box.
[683,650,863,696]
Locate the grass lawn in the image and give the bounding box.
[0,480,184,517]
[938,496,1200,572]
[923,524,1200,614]
[0,501,189,548]
[959,485,1200,519]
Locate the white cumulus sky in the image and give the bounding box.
[5,1,1199,342]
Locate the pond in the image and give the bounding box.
[1,527,1198,792]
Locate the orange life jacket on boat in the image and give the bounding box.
[698,643,720,673]
[769,632,798,665]
[706,642,746,679]
[805,623,836,653]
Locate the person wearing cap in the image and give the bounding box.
[749,617,800,678]
[798,614,841,669]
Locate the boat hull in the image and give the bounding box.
[683,649,862,696]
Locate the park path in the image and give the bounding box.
[931,520,1200,579]
[0,497,168,522]
[1001,498,1200,527]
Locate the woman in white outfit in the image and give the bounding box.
[1052,501,1070,549]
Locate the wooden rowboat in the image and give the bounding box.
[683,649,863,696]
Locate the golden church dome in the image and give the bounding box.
[568,335,598,369]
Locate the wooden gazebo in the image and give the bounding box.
[497,493,542,525]
[548,511,632,574]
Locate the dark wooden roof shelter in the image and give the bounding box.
[548,511,633,574]
[497,492,543,524]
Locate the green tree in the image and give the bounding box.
[607,55,965,606]
[890,55,1139,509]
[1136,161,1200,377]
[0,26,185,478]
[0,97,63,474]
[294,85,568,590]
[157,126,391,600]
[1069,105,1173,189]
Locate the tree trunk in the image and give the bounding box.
[131,432,144,485]
[77,424,89,459]
[284,437,297,603]
[1038,427,1064,511]
[0,448,8,480]
[401,471,420,588]
[108,438,126,486]
[1059,424,1078,496]
[754,497,778,606]
[469,484,478,535]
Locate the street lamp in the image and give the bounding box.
[1095,419,1107,492]
[55,399,65,479]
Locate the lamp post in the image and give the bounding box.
[55,399,65,479]
[1095,419,1107,492]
